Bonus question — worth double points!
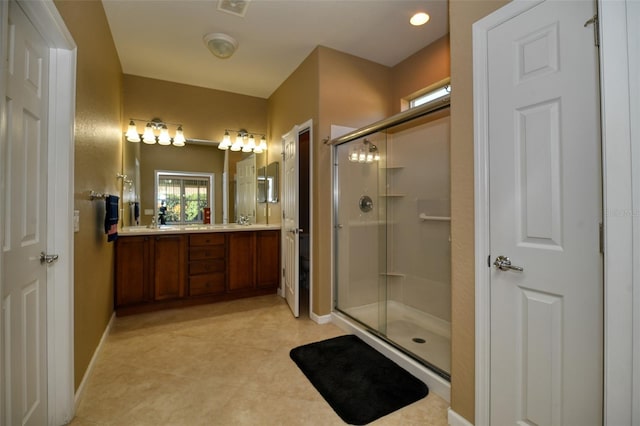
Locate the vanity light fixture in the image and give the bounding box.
[218,129,267,153]
[349,138,380,163]
[126,118,186,147]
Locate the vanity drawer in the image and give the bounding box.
[189,259,225,275]
[189,273,225,296]
[189,246,225,260]
[190,233,225,247]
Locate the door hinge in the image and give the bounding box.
[599,223,604,254]
[282,268,285,277]
[584,14,599,47]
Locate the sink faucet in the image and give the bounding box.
[147,217,158,229]
[238,215,250,225]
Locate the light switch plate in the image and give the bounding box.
[73,210,80,232]
[144,209,154,216]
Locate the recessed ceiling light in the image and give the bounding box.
[410,12,430,26]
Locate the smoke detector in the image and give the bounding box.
[203,33,238,59]
[218,0,250,17]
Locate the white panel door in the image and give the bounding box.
[282,127,299,317]
[487,1,602,424]
[2,2,50,424]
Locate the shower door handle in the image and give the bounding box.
[493,255,524,272]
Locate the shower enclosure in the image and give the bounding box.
[332,97,451,379]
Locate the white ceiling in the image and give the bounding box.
[102,0,449,99]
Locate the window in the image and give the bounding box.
[409,84,451,109]
[156,171,214,224]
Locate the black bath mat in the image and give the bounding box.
[289,334,429,425]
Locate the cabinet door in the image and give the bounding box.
[115,236,151,307]
[257,231,280,289]
[227,231,256,291]
[153,235,186,300]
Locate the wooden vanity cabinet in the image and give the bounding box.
[153,235,186,301]
[114,236,152,307]
[189,233,226,296]
[228,231,256,292]
[115,235,186,307]
[256,230,280,288]
[115,230,280,316]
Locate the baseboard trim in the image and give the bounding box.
[448,408,474,426]
[310,311,332,324]
[74,312,115,410]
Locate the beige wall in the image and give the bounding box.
[449,0,509,422]
[267,48,320,227]
[122,75,268,225]
[316,47,393,315]
[391,35,451,113]
[54,0,123,390]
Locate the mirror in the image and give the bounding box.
[122,139,268,227]
[258,162,279,203]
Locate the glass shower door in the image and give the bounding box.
[334,134,388,333]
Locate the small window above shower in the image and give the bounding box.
[407,78,451,110]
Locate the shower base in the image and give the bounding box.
[341,301,451,376]
[331,307,451,402]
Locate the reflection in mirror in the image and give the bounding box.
[235,154,256,223]
[122,137,270,226]
[258,162,279,203]
[257,166,266,203]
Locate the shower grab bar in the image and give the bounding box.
[419,213,451,222]
[326,93,450,146]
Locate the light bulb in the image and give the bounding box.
[126,120,140,142]
[142,123,156,144]
[358,149,366,163]
[158,125,171,145]
[230,132,243,151]
[258,136,267,151]
[247,135,256,150]
[173,126,185,146]
[218,130,230,150]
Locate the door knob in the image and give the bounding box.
[493,255,523,272]
[40,252,59,265]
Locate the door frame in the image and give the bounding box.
[473,0,638,424]
[0,1,76,424]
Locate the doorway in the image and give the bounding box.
[282,121,312,319]
[298,128,310,318]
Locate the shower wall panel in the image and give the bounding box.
[386,116,451,322]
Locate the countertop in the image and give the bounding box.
[119,223,281,236]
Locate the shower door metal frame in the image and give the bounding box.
[329,92,452,380]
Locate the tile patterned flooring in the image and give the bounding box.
[70,295,449,425]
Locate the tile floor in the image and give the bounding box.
[70,295,449,425]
